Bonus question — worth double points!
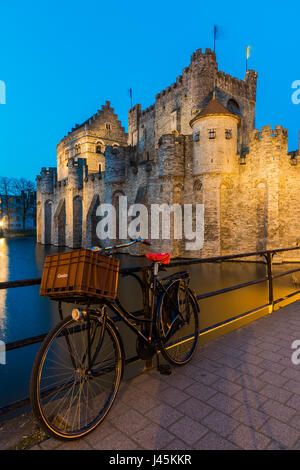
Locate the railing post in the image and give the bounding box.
[266,252,274,313]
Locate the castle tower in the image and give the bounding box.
[190,95,240,175]
[190,96,240,257]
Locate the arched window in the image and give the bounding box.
[227,99,240,116]
[96,143,103,154]
[105,123,111,130]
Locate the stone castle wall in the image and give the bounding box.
[36,48,300,261]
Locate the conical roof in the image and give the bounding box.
[190,95,240,126]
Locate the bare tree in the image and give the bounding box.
[13,178,36,231]
[0,176,15,230]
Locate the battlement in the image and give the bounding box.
[191,48,217,62]
[37,167,57,194]
[217,69,257,101]
[250,125,288,142]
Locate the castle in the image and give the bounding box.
[36,48,300,260]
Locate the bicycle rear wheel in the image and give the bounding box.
[157,280,199,365]
[30,313,123,440]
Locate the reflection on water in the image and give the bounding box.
[0,239,9,334]
[0,237,299,415]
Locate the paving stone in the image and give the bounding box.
[260,383,293,404]
[217,355,242,369]
[260,418,299,448]
[266,441,288,450]
[211,377,242,397]
[196,358,223,373]
[39,438,61,450]
[234,389,268,410]
[164,439,189,450]
[110,408,151,435]
[106,399,131,420]
[227,424,270,450]
[178,397,213,422]
[185,382,217,401]
[164,371,197,390]
[207,392,242,414]
[232,405,268,430]
[158,387,190,407]
[89,429,139,450]
[281,367,300,383]
[289,414,300,431]
[259,370,289,387]
[145,403,183,428]
[234,373,266,392]
[286,394,300,410]
[258,350,283,363]
[85,419,118,447]
[259,399,297,423]
[238,352,264,366]
[237,363,264,377]
[214,365,242,382]
[119,388,159,413]
[258,341,282,353]
[284,379,300,395]
[194,431,238,450]
[169,416,208,446]
[202,410,240,438]
[56,439,93,450]
[135,376,169,396]
[258,359,286,374]
[132,423,175,450]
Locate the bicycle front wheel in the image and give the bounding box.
[30,313,123,440]
[157,280,199,365]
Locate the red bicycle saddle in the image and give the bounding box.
[145,253,171,264]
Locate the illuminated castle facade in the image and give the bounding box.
[36,48,300,260]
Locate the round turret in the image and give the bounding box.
[190,96,240,175]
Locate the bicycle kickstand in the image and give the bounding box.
[155,349,172,376]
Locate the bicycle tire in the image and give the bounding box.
[30,313,123,440]
[157,279,199,365]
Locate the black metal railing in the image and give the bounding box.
[1,245,300,417]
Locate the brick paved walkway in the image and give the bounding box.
[20,301,300,449]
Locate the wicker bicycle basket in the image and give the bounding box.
[40,249,119,303]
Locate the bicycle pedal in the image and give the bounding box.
[157,364,172,376]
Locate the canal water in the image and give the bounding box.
[0,237,298,418]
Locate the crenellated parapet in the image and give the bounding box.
[67,157,87,190]
[250,125,288,141]
[216,69,257,102]
[104,146,126,184]
[37,167,57,194]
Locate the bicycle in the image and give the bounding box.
[30,239,199,440]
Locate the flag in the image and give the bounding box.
[213,25,225,52]
[246,46,251,60]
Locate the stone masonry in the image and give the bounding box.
[36,48,300,260]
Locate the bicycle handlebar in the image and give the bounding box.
[91,238,152,254]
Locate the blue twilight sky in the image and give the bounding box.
[0,0,299,181]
